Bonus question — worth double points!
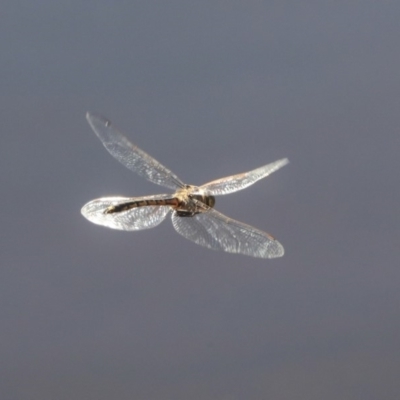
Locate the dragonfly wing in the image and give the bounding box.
[197,158,289,196]
[171,205,284,258]
[86,112,185,190]
[81,195,171,231]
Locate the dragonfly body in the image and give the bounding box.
[105,185,215,217]
[82,113,288,258]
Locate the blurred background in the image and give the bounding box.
[1,1,399,399]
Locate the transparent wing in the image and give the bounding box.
[171,205,284,258]
[86,112,185,190]
[81,195,172,231]
[197,158,289,196]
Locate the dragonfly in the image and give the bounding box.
[81,112,289,258]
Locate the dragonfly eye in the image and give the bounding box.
[206,195,216,208]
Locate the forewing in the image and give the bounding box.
[171,206,284,258]
[198,158,289,195]
[86,112,185,190]
[81,195,171,231]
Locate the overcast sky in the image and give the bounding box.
[1,1,400,399]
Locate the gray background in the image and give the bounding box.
[1,1,399,399]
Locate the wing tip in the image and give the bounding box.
[277,158,290,168]
[80,201,92,220]
[266,239,285,258]
[282,157,289,165]
[86,111,97,123]
[86,111,111,127]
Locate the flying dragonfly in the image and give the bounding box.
[81,113,289,258]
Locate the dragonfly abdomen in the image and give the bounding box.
[104,198,178,214]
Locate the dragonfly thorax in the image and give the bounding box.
[191,193,216,208]
[174,185,216,217]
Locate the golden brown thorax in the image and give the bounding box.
[174,185,216,217]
